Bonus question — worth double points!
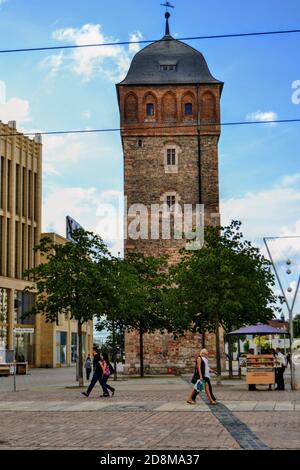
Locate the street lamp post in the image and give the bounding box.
[264,239,299,391]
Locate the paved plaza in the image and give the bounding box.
[1,367,300,450]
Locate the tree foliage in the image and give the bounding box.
[25,229,111,386]
[167,221,280,380]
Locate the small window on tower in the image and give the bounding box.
[146,103,155,116]
[138,139,143,148]
[166,195,176,211]
[167,148,176,166]
[184,103,193,116]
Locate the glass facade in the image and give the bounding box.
[14,332,34,364]
[56,331,67,365]
[15,291,36,325]
[71,332,77,363]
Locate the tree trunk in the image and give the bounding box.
[215,323,222,385]
[112,320,117,382]
[139,328,144,378]
[78,321,84,387]
[237,339,242,379]
[228,336,233,379]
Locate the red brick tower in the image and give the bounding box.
[116,13,223,374]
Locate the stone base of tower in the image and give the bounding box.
[124,330,224,375]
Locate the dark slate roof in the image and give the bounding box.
[119,34,222,87]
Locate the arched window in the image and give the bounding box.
[184,103,193,116]
[124,93,138,122]
[181,92,196,121]
[146,103,155,116]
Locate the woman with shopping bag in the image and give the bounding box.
[186,349,217,405]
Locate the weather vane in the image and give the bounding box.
[160,1,175,12]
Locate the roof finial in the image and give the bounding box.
[160,1,174,36]
[165,12,171,35]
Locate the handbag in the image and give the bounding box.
[194,379,204,392]
[191,370,199,384]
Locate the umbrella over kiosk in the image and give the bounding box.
[228,323,289,390]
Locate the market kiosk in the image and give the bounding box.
[228,323,289,389]
[246,354,275,387]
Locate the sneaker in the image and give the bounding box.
[81,392,89,397]
[186,400,196,405]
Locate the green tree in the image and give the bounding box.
[123,253,170,377]
[25,229,111,386]
[168,221,279,383]
[96,257,139,379]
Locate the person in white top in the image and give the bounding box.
[201,349,217,405]
[275,348,286,390]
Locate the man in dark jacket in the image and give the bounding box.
[81,348,109,397]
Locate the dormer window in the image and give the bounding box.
[146,103,155,116]
[184,103,193,116]
[160,64,177,71]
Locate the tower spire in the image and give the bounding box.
[160,1,174,36]
[165,12,171,35]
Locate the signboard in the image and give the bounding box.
[66,215,83,241]
[14,328,34,334]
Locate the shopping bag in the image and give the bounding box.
[194,379,204,392]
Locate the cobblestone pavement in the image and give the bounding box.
[1,368,300,450]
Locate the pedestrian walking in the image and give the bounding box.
[186,349,217,405]
[81,348,110,398]
[84,354,92,381]
[187,353,203,404]
[101,353,116,397]
[200,349,217,404]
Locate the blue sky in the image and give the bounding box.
[0,0,300,313]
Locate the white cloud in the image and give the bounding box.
[221,173,300,243]
[43,23,143,82]
[280,173,300,188]
[221,174,300,313]
[246,110,278,125]
[0,0,8,7]
[0,97,31,124]
[128,31,143,54]
[43,187,124,256]
[40,51,64,78]
[42,132,113,175]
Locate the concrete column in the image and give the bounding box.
[7,288,14,351]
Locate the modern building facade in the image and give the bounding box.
[0,120,42,365]
[117,14,223,374]
[0,120,93,367]
[35,232,93,368]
